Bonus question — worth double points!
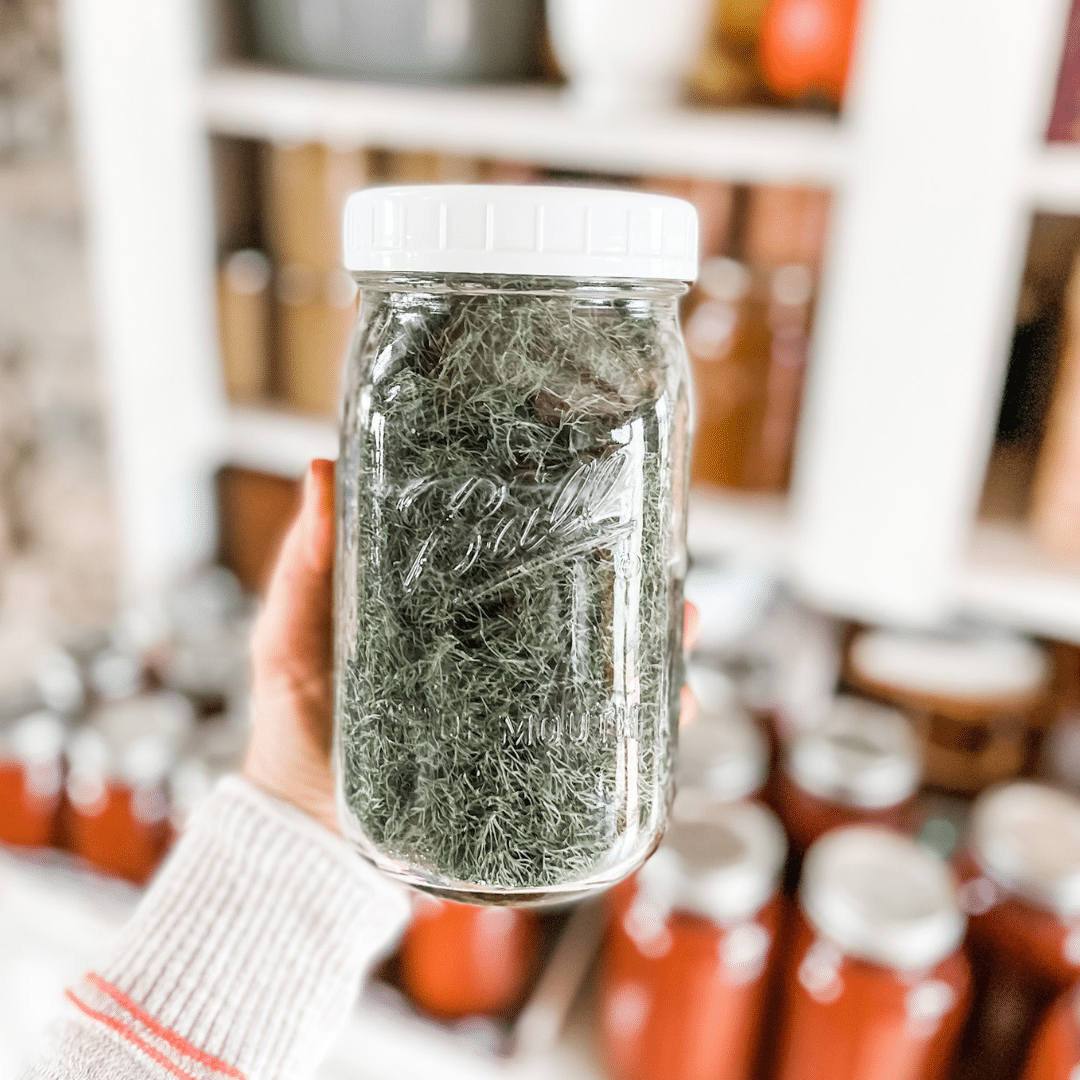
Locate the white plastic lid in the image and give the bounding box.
[787,695,921,810]
[637,796,786,924]
[92,691,195,755]
[343,185,699,281]
[677,709,768,803]
[801,827,965,971]
[971,782,1080,917]
[6,711,66,765]
[850,627,1049,700]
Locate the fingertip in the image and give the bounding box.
[679,684,697,728]
[684,601,700,652]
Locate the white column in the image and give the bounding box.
[792,0,1071,625]
[59,0,227,599]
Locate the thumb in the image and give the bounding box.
[251,458,335,688]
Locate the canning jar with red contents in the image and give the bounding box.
[599,797,787,1080]
[399,898,540,1020]
[0,711,66,847]
[64,728,173,884]
[771,695,921,858]
[771,827,971,1080]
[1020,986,1080,1080]
[954,783,1080,1080]
[676,687,769,804]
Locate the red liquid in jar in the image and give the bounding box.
[0,761,62,847]
[599,798,787,1080]
[399,899,540,1020]
[600,883,781,1080]
[953,784,1080,1080]
[772,912,970,1080]
[67,780,170,885]
[771,826,971,1080]
[1020,987,1080,1080]
[772,767,917,855]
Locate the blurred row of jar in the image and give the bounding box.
[388,594,1080,1079]
[242,0,858,111]
[0,567,252,884]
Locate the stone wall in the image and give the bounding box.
[0,0,116,683]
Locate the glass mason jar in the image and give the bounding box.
[334,186,698,904]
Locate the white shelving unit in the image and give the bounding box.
[58,0,1080,646]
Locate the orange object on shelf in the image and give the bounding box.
[216,466,302,596]
[0,712,66,848]
[954,784,1080,1080]
[770,695,920,858]
[691,0,770,105]
[598,798,786,1080]
[398,898,540,1020]
[772,828,971,1080]
[758,0,859,105]
[64,728,173,885]
[1020,987,1080,1080]
[687,257,815,493]
[687,258,770,490]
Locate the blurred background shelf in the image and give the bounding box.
[226,405,337,478]
[202,65,848,184]
[1030,143,1080,212]
[960,519,1080,644]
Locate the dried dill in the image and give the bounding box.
[335,274,689,896]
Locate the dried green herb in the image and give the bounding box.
[336,275,688,895]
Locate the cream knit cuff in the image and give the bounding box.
[79,775,409,1080]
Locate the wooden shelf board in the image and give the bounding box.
[202,65,847,185]
[225,405,338,478]
[959,518,1080,643]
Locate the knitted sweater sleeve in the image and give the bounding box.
[24,775,411,1080]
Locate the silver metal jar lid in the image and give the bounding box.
[801,826,966,971]
[637,794,787,925]
[787,694,921,809]
[677,707,768,803]
[971,782,1080,917]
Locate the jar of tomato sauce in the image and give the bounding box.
[599,796,787,1080]
[0,711,66,848]
[771,827,970,1080]
[955,782,1080,1080]
[676,697,769,804]
[398,898,541,1020]
[772,694,921,857]
[1020,985,1080,1080]
[65,728,173,884]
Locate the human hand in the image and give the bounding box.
[243,457,700,834]
[244,458,340,833]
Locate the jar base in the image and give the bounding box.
[351,833,665,908]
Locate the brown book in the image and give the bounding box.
[1030,253,1080,562]
[216,466,301,595]
[216,249,271,403]
[262,143,371,270]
